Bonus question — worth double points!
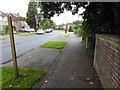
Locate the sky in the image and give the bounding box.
[0,0,85,25]
[51,8,85,25]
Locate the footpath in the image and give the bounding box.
[3,32,102,88]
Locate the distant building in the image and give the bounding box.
[0,11,8,30]
[58,23,73,29]
[0,11,30,30]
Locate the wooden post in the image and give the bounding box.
[8,16,19,77]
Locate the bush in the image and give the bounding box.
[0,30,6,35]
[1,25,9,35]
[74,27,95,55]
[5,25,9,34]
[69,26,73,32]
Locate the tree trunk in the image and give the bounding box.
[34,21,37,32]
[65,29,67,33]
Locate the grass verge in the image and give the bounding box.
[1,67,46,88]
[0,37,7,40]
[60,33,70,37]
[16,32,36,36]
[40,41,68,49]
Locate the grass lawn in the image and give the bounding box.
[0,37,7,40]
[1,67,46,88]
[40,41,68,49]
[16,32,37,36]
[60,33,70,37]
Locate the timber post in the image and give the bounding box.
[8,16,19,77]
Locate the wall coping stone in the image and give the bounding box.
[96,34,120,44]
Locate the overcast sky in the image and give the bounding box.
[0,0,85,25]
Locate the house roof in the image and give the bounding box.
[0,11,23,18]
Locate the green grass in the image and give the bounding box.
[60,33,70,37]
[0,37,7,40]
[1,67,46,88]
[16,32,36,36]
[40,41,68,49]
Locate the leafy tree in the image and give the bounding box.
[58,25,64,30]
[39,2,120,35]
[49,20,57,29]
[72,20,82,35]
[26,2,38,32]
[73,20,82,25]
[39,18,56,30]
[38,2,120,54]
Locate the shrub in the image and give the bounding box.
[0,30,6,35]
[69,26,73,32]
[4,25,9,34]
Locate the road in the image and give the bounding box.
[1,31,61,64]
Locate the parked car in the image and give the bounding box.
[37,29,45,35]
[51,28,54,32]
[18,28,30,33]
[27,28,35,32]
[49,28,54,32]
[45,29,51,33]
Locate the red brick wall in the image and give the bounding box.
[94,34,120,88]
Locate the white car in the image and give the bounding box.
[29,28,35,32]
[37,29,45,35]
[45,29,51,33]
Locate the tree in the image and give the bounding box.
[26,2,38,32]
[39,2,120,35]
[49,20,57,29]
[56,25,64,30]
[38,2,120,54]
[39,18,56,30]
[73,20,82,25]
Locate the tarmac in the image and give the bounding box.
[2,32,102,88]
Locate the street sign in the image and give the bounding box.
[7,16,26,77]
[12,17,26,21]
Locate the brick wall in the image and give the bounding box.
[94,34,120,88]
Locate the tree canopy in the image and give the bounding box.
[73,20,82,26]
[26,2,38,31]
[39,18,57,30]
[39,2,120,35]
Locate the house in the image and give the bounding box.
[0,11,8,30]
[0,11,30,31]
[58,23,73,29]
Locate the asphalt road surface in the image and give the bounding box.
[1,31,61,64]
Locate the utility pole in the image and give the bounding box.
[65,14,67,33]
[8,16,19,77]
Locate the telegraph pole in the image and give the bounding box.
[65,14,68,33]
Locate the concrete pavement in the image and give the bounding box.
[33,33,102,88]
[2,32,102,88]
